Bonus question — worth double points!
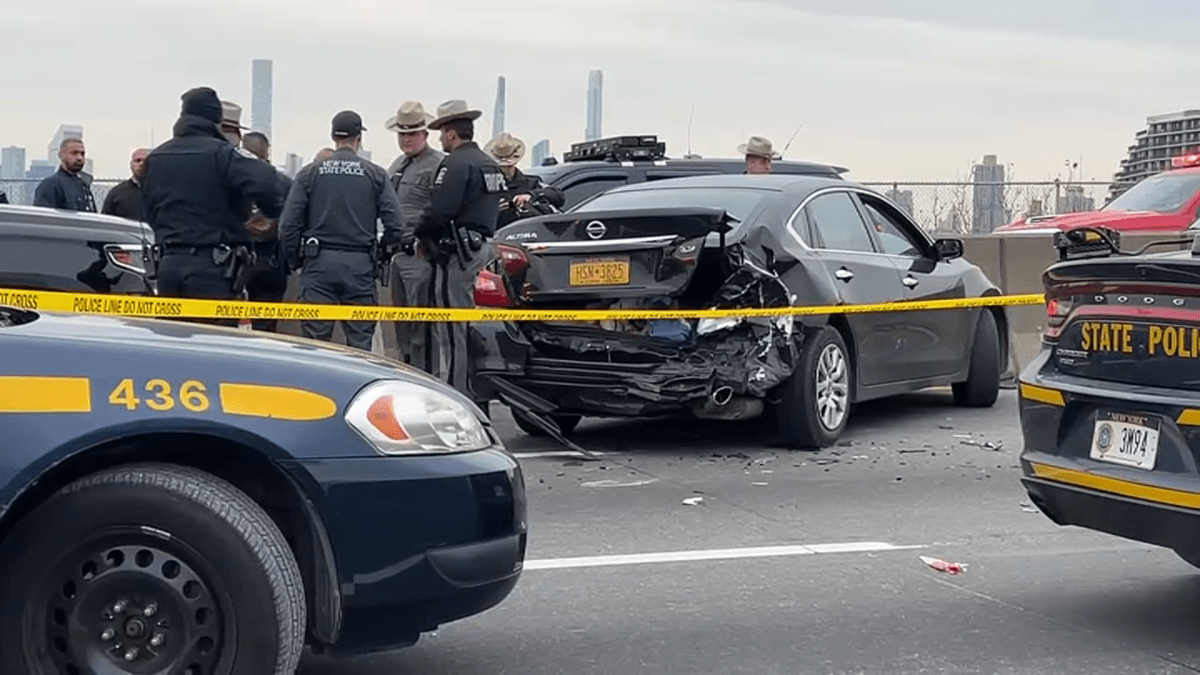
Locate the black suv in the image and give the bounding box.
[526,135,849,209]
[0,205,155,295]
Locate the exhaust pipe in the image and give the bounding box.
[710,386,734,406]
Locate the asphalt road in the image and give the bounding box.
[300,388,1200,675]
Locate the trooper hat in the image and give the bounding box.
[220,101,248,130]
[385,101,434,133]
[428,100,483,131]
[331,110,366,137]
[484,132,526,166]
[737,135,780,160]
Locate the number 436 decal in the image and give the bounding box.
[108,378,211,413]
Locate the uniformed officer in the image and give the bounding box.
[280,110,403,351]
[413,100,506,402]
[383,101,443,367]
[738,136,777,174]
[486,132,565,229]
[141,86,284,325]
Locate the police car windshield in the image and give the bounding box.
[1104,172,1200,214]
[572,187,771,223]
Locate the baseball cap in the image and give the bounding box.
[332,110,365,137]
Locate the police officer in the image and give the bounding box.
[384,101,443,367]
[281,110,403,351]
[486,132,565,229]
[141,86,284,325]
[242,131,294,332]
[738,136,776,174]
[413,100,506,402]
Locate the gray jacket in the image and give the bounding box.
[387,146,444,233]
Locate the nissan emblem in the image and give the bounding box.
[585,221,607,240]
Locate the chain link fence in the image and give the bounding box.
[860,181,1114,234]
[1,177,1115,235]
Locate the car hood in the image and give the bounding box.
[3,310,465,402]
[997,209,1187,233]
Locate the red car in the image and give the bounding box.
[997,155,1200,234]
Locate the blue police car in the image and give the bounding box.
[0,302,527,674]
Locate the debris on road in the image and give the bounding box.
[682,496,705,506]
[920,556,967,575]
[1019,501,1038,513]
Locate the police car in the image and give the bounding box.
[1019,226,1200,567]
[0,304,526,673]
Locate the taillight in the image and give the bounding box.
[671,237,703,266]
[1045,295,1072,339]
[474,269,513,307]
[495,244,529,276]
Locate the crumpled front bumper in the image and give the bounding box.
[471,317,800,416]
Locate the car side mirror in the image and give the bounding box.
[933,238,964,261]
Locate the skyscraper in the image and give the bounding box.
[531,139,550,167]
[1,146,26,179]
[493,76,506,140]
[252,59,273,139]
[971,154,1008,233]
[284,153,303,179]
[585,70,603,141]
[1110,109,1200,200]
[48,124,84,160]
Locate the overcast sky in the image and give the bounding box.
[2,0,1198,182]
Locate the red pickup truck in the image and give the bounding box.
[997,155,1200,234]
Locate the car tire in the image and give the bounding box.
[0,463,306,675]
[778,326,853,449]
[952,309,1001,408]
[512,409,583,437]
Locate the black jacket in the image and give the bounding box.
[140,115,283,247]
[34,167,97,212]
[280,147,402,260]
[101,178,143,221]
[497,168,565,229]
[416,141,505,240]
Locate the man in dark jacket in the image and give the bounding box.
[485,132,565,229]
[412,100,507,402]
[280,111,403,351]
[241,131,293,332]
[140,86,284,323]
[101,148,149,221]
[34,137,96,212]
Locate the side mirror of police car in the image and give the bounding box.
[933,238,964,261]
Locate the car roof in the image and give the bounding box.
[528,156,848,177]
[595,173,855,196]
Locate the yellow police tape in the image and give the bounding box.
[0,287,1047,323]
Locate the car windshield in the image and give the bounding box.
[1103,172,1200,214]
[571,187,773,224]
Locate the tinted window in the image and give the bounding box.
[574,187,773,224]
[1104,172,1200,214]
[806,192,876,253]
[562,176,628,207]
[859,199,923,257]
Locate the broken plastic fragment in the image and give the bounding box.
[920,556,967,575]
[682,496,704,506]
[697,316,742,335]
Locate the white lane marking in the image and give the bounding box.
[580,478,660,488]
[524,541,925,571]
[512,450,615,460]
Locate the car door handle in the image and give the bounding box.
[902,275,919,288]
[834,268,854,282]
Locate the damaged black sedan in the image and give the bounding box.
[471,175,1006,448]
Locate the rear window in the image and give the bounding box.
[571,188,774,223]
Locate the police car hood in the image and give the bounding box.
[4,310,466,404]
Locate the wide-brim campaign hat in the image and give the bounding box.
[385,101,434,133]
[484,132,526,166]
[221,100,249,130]
[737,135,780,160]
[428,100,483,130]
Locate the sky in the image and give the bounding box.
[2,0,1199,182]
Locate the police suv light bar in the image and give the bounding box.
[1172,152,1200,169]
[564,135,667,163]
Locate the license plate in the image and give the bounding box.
[569,258,630,286]
[1090,411,1161,470]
